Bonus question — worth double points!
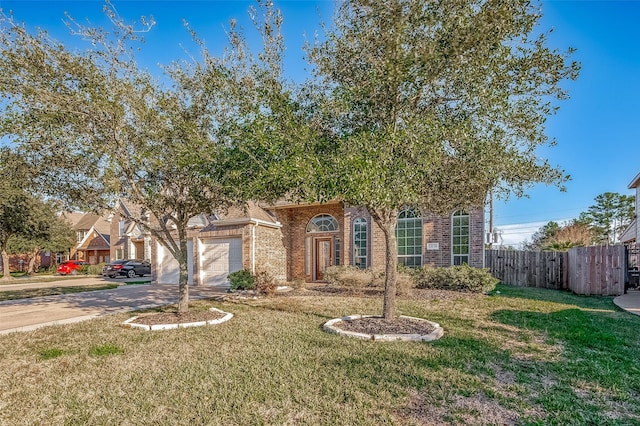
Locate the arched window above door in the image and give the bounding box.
[306,214,339,233]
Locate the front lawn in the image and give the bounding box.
[0,284,638,425]
[0,284,119,301]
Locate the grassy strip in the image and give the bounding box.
[0,284,638,425]
[0,284,119,301]
[0,275,99,285]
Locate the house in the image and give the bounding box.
[63,212,111,264]
[620,171,640,244]
[109,200,152,262]
[110,199,485,287]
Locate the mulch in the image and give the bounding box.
[130,286,481,333]
[331,316,437,335]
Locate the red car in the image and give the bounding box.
[57,260,88,275]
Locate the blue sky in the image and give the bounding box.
[1,1,638,246]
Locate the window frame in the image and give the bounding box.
[306,214,339,233]
[452,210,470,265]
[352,217,368,269]
[396,207,423,268]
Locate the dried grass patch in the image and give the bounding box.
[1,286,639,424]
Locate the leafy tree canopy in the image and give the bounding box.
[302,0,579,318]
[0,3,282,308]
[579,192,635,244]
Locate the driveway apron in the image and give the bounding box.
[0,281,226,334]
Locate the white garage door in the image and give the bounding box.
[199,238,243,287]
[156,240,193,285]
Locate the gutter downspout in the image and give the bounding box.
[252,224,256,274]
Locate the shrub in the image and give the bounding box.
[290,278,306,290]
[254,270,278,296]
[228,269,255,291]
[324,265,413,295]
[324,265,375,290]
[371,269,413,295]
[413,264,499,293]
[86,263,106,275]
[395,271,414,296]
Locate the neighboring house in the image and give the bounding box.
[111,199,485,287]
[63,212,111,264]
[620,171,640,244]
[4,251,53,273]
[109,200,152,262]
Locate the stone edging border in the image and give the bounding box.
[323,314,444,342]
[122,307,233,331]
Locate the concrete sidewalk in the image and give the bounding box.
[614,290,640,317]
[0,280,226,334]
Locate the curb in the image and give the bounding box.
[122,307,234,331]
[323,314,444,342]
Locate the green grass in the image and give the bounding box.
[0,284,118,301]
[89,344,124,357]
[0,284,638,425]
[39,348,64,360]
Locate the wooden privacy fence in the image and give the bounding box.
[485,250,567,290]
[567,246,625,296]
[486,245,626,296]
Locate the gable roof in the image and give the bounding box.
[221,202,276,223]
[620,218,637,243]
[68,212,111,235]
[629,172,640,189]
[77,225,111,250]
[62,212,86,227]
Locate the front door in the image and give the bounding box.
[314,238,333,281]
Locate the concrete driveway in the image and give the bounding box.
[0,277,226,334]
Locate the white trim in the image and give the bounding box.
[213,217,282,229]
[77,225,110,249]
[628,172,640,189]
[620,218,637,243]
[252,224,256,274]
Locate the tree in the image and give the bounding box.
[0,5,267,310]
[305,0,579,319]
[0,148,32,280]
[579,192,635,244]
[526,219,593,251]
[526,221,561,250]
[7,199,76,274]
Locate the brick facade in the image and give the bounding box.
[272,202,484,281]
[117,200,485,286]
[272,202,344,281]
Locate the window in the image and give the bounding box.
[353,218,367,269]
[397,207,422,268]
[306,214,338,233]
[119,219,126,237]
[115,249,124,260]
[77,230,86,243]
[452,210,470,265]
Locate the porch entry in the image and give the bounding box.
[305,213,340,282]
[314,237,333,281]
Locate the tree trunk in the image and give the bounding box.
[27,247,40,275]
[0,248,13,281]
[177,230,190,313]
[369,208,399,320]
